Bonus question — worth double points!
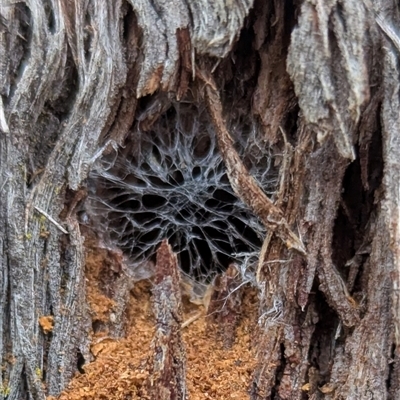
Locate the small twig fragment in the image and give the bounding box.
[34,206,68,234]
[181,311,203,329]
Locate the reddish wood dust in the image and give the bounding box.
[51,243,258,400]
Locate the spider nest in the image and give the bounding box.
[87,99,278,287]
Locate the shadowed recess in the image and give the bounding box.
[88,101,278,282]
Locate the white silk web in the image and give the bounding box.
[87,102,278,284]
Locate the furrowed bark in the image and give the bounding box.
[1,1,130,396]
[252,0,394,398]
[381,40,400,399]
[1,0,400,399]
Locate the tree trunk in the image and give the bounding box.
[1,0,400,399]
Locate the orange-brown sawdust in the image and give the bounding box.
[184,289,258,400]
[53,241,258,400]
[39,315,54,334]
[84,240,117,323]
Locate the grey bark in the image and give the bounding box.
[0,0,399,399]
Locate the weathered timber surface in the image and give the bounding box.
[1,0,400,399]
[0,1,250,397]
[251,0,398,397]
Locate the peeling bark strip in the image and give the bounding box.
[202,71,306,255]
[146,241,187,400]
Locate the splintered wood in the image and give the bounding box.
[54,242,258,400]
[207,265,243,349]
[145,240,187,400]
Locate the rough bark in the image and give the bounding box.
[1,0,400,399]
[145,240,186,400]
